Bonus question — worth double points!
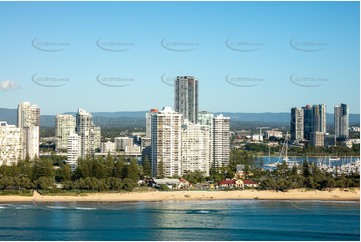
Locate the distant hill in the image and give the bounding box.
[62,111,147,118]
[0,108,359,127]
[215,112,291,123]
[0,108,17,125]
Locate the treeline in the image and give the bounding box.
[0,154,146,192]
[0,150,359,193]
[211,150,360,191]
[251,161,359,191]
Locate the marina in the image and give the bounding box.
[262,155,360,175]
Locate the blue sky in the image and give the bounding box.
[0,1,359,115]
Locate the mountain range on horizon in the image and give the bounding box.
[0,108,359,128]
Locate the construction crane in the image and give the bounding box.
[256,127,269,142]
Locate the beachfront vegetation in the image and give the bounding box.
[253,161,360,191]
[225,150,359,191]
[0,155,141,192]
[0,150,359,193]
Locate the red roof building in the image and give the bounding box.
[219,179,236,186]
[243,179,258,188]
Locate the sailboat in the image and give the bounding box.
[279,133,299,168]
[264,143,278,167]
[278,132,289,163]
[265,132,289,168]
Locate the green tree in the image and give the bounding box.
[183,170,206,184]
[127,158,140,182]
[224,167,235,180]
[302,160,311,178]
[55,163,72,182]
[93,158,108,179]
[32,158,54,181]
[74,158,93,179]
[105,153,115,177]
[20,177,33,189]
[260,177,277,190]
[17,158,33,178]
[107,177,123,190]
[209,166,225,183]
[113,158,125,178]
[157,159,165,179]
[35,176,54,189]
[63,180,79,190]
[122,178,136,191]
[142,155,151,178]
[305,177,319,189]
[0,177,14,190]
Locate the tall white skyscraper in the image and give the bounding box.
[213,114,230,168]
[17,102,40,128]
[334,103,349,141]
[67,132,80,170]
[24,126,40,159]
[17,102,40,159]
[75,108,101,158]
[145,108,158,138]
[0,121,23,165]
[290,107,304,142]
[55,114,76,150]
[151,107,182,177]
[181,121,211,176]
[94,126,101,151]
[198,111,214,169]
[174,76,198,124]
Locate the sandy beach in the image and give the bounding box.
[0,188,359,203]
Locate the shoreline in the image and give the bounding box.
[0,189,359,203]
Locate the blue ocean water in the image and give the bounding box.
[0,200,359,241]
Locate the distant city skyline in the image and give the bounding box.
[0,1,359,115]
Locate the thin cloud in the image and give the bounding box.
[0,80,20,91]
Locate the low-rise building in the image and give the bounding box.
[218,179,244,189]
[265,129,283,139]
[151,178,190,189]
[252,134,263,141]
[101,141,116,153]
[243,179,258,188]
[235,130,251,139]
[140,137,151,148]
[114,137,133,151]
[235,165,245,179]
[125,145,141,155]
[343,139,360,148]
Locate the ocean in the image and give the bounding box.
[0,200,359,241]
